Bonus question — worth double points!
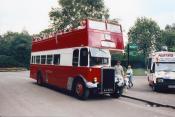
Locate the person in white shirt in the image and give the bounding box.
[126,65,133,87]
[114,61,125,89]
[114,61,124,77]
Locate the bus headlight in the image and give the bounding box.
[157,78,164,83]
[93,77,97,83]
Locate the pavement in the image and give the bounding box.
[0,71,175,117]
[123,76,175,107]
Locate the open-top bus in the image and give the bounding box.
[30,19,125,99]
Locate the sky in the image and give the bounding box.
[1,0,175,35]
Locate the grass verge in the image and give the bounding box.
[133,68,146,76]
[0,67,27,72]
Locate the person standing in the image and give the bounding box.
[114,60,125,94]
[126,65,134,87]
[114,61,124,78]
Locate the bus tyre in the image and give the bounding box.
[73,80,89,100]
[37,72,43,86]
[111,87,123,98]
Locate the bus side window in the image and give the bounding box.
[33,56,36,64]
[80,48,88,66]
[31,56,33,64]
[47,55,53,64]
[36,56,40,64]
[54,54,60,65]
[72,49,79,66]
[41,55,46,64]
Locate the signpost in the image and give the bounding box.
[128,43,138,66]
[129,44,138,50]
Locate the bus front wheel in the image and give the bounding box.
[73,80,89,100]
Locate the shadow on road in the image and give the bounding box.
[155,90,175,94]
[31,82,116,101]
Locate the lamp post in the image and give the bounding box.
[127,43,130,66]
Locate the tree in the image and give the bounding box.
[165,23,175,32]
[162,23,175,51]
[0,31,32,68]
[49,0,109,31]
[39,28,53,36]
[128,17,162,57]
[10,32,32,67]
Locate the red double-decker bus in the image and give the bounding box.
[30,19,125,99]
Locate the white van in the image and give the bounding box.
[147,51,175,91]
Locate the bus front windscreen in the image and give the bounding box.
[90,48,110,66]
[90,57,108,66]
[155,63,175,72]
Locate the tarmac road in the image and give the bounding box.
[123,76,175,107]
[0,71,175,117]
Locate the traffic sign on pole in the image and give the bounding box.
[129,44,138,49]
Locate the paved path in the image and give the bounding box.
[123,76,175,107]
[0,71,174,117]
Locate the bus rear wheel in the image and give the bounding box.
[37,72,43,86]
[73,80,89,100]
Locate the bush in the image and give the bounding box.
[0,55,19,67]
[0,31,32,68]
[111,52,146,69]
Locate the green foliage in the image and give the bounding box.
[0,31,32,68]
[111,53,126,67]
[128,17,162,55]
[0,55,18,67]
[165,23,175,32]
[133,68,146,76]
[111,51,145,68]
[162,23,175,51]
[49,0,109,31]
[39,28,53,36]
[127,17,175,68]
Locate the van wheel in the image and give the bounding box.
[73,80,89,100]
[37,72,43,86]
[152,84,159,91]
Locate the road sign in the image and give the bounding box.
[129,44,138,49]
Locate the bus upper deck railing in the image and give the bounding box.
[32,19,121,42]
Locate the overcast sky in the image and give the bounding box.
[1,0,175,35]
